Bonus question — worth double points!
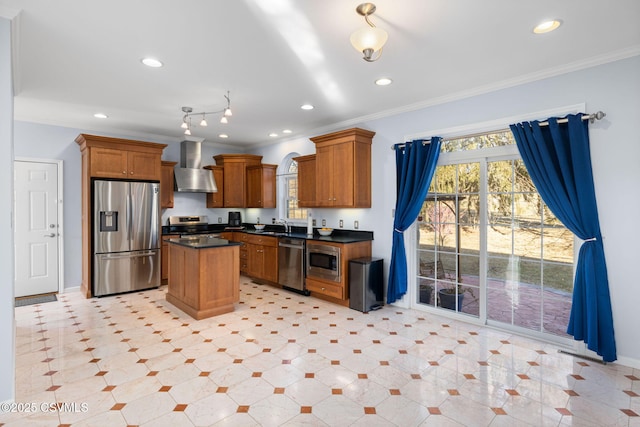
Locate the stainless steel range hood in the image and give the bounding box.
[174,140,217,193]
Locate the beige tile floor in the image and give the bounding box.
[2,276,639,426]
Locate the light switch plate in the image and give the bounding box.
[339,220,343,228]
[354,220,359,229]
[218,217,222,223]
[312,219,316,226]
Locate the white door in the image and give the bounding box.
[14,161,59,297]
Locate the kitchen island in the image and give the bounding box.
[165,236,241,320]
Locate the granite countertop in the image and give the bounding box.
[165,236,242,249]
[162,224,374,244]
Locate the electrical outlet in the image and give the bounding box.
[272,218,276,224]
[312,219,316,226]
[218,217,222,223]
[322,219,326,227]
[339,220,344,228]
[354,220,359,229]
[257,217,260,224]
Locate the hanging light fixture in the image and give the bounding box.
[350,3,388,62]
[179,91,233,135]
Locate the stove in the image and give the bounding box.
[167,215,221,238]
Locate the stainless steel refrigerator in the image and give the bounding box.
[93,180,160,297]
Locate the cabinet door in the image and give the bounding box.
[161,240,169,282]
[315,145,334,207]
[160,162,176,208]
[206,166,224,208]
[246,243,263,278]
[332,142,355,206]
[262,246,278,283]
[90,147,128,178]
[296,155,316,207]
[246,166,262,208]
[223,163,246,207]
[128,152,161,180]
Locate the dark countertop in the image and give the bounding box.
[162,223,374,244]
[165,236,242,249]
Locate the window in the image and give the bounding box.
[279,155,307,222]
[416,130,574,340]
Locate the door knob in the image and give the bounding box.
[44,233,56,237]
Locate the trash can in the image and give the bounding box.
[349,257,383,313]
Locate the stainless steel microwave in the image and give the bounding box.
[306,242,341,282]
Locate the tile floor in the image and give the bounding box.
[2,276,639,426]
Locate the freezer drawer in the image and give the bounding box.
[94,250,160,296]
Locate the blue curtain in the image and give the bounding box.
[387,138,441,304]
[510,115,616,362]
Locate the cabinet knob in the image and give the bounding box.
[321,287,326,291]
[122,171,126,174]
[130,171,134,175]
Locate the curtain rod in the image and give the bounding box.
[391,111,607,150]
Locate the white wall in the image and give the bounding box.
[250,56,640,366]
[1,16,16,403]
[12,56,640,365]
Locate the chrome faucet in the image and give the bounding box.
[278,219,291,233]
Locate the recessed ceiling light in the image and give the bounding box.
[141,57,163,68]
[282,129,292,134]
[93,113,108,119]
[269,133,278,138]
[301,104,314,110]
[533,20,561,34]
[375,77,392,86]
[219,134,228,139]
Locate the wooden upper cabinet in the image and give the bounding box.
[247,164,277,208]
[293,154,316,208]
[89,147,129,178]
[213,154,262,208]
[161,161,177,209]
[76,134,165,181]
[310,128,374,208]
[204,165,224,208]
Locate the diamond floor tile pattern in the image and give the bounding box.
[2,276,639,426]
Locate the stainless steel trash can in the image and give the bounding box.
[349,257,383,313]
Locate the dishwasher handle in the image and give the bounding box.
[278,238,305,248]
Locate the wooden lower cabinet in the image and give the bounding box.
[161,238,169,284]
[166,243,240,320]
[240,233,278,283]
[305,240,372,305]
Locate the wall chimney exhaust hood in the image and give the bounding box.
[174,140,217,193]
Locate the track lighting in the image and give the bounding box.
[350,3,388,62]
[179,91,233,135]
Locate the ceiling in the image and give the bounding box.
[2,0,639,147]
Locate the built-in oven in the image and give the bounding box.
[306,242,341,282]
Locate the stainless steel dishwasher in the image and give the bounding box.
[278,237,309,295]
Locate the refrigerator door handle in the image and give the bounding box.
[99,250,158,260]
[127,188,132,244]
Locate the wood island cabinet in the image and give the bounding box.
[75,134,167,298]
[247,164,277,208]
[213,154,262,207]
[311,128,374,208]
[204,165,224,208]
[166,242,240,320]
[160,161,177,209]
[292,154,316,208]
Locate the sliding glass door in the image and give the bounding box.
[414,131,574,341]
